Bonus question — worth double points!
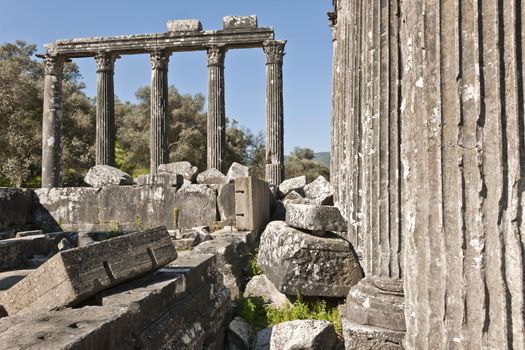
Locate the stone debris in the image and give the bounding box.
[258,221,362,297]
[285,203,348,236]
[304,175,334,205]
[227,316,253,350]
[191,227,213,247]
[244,274,290,308]
[166,19,202,32]
[252,320,338,350]
[158,161,199,182]
[226,162,250,183]
[223,15,258,30]
[57,238,72,252]
[84,165,133,187]
[0,226,177,316]
[197,168,227,185]
[278,176,306,198]
[135,173,183,187]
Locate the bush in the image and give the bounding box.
[248,250,263,277]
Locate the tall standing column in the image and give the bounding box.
[95,52,117,166]
[263,40,286,186]
[206,46,226,172]
[331,0,405,348]
[41,55,64,188]
[149,49,170,174]
[400,0,525,349]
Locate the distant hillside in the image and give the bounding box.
[314,152,330,167]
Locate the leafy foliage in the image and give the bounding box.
[285,146,330,182]
[248,250,263,277]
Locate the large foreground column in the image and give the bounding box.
[331,0,405,348]
[95,52,117,166]
[401,1,525,349]
[207,46,226,172]
[149,49,170,174]
[41,55,64,188]
[263,40,286,186]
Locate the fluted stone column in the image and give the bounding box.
[41,55,64,188]
[331,0,405,348]
[400,1,525,349]
[263,40,286,186]
[95,52,117,166]
[207,46,226,172]
[149,49,170,174]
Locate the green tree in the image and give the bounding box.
[285,146,330,182]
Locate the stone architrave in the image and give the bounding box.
[263,40,286,186]
[95,52,117,166]
[41,55,64,188]
[207,45,226,172]
[149,49,170,174]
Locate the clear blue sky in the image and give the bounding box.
[0,0,333,154]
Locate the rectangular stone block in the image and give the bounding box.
[223,15,258,30]
[0,235,55,272]
[167,19,202,32]
[0,226,177,316]
[235,176,273,230]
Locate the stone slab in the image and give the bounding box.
[0,235,56,272]
[166,19,202,32]
[0,269,33,291]
[218,182,236,223]
[158,161,198,182]
[258,221,363,297]
[285,203,348,235]
[197,168,227,185]
[0,226,177,316]
[278,176,306,198]
[174,184,218,229]
[15,230,43,238]
[223,15,258,30]
[235,176,273,231]
[135,173,183,187]
[84,165,133,187]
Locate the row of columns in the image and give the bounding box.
[41,40,286,187]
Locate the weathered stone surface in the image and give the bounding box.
[283,190,304,202]
[0,269,32,291]
[135,173,183,187]
[285,204,347,235]
[235,176,273,231]
[174,184,218,229]
[57,238,72,251]
[258,221,362,297]
[15,230,43,238]
[166,19,202,32]
[218,182,236,223]
[0,235,56,272]
[227,316,253,350]
[252,320,338,350]
[158,161,198,182]
[191,227,213,247]
[84,165,133,187]
[0,226,177,316]
[197,168,227,185]
[226,162,249,183]
[223,15,258,30]
[278,176,306,198]
[207,46,227,172]
[304,175,334,205]
[244,274,290,308]
[95,52,116,167]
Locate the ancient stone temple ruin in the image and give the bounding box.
[40,17,286,187]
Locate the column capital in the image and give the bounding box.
[42,55,65,76]
[327,12,337,41]
[263,40,286,65]
[95,52,118,73]
[207,45,226,66]
[149,49,170,71]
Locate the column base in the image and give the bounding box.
[343,277,405,349]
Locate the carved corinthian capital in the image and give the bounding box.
[263,40,286,65]
[150,49,170,71]
[43,55,64,76]
[207,46,225,66]
[95,52,117,72]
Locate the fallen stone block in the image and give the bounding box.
[0,269,32,291]
[135,173,183,187]
[197,168,227,185]
[223,15,258,30]
[285,203,347,236]
[84,165,133,187]
[218,182,236,223]
[258,221,363,297]
[278,175,306,198]
[226,162,250,183]
[174,184,218,228]
[0,235,56,272]
[166,19,202,32]
[158,161,199,182]
[15,230,43,238]
[227,316,254,350]
[252,320,338,350]
[244,274,290,308]
[304,175,334,205]
[0,226,177,316]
